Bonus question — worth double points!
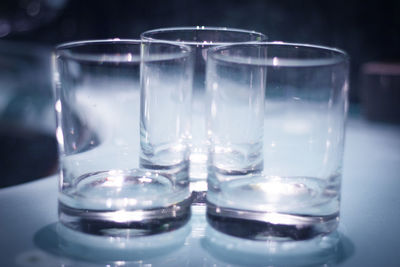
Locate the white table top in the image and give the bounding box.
[1,112,400,267]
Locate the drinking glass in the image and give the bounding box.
[141,27,266,201]
[53,39,193,235]
[206,42,349,240]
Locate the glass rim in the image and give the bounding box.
[208,41,349,67]
[140,26,267,46]
[54,38,193,63]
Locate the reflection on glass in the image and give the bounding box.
[141,27,267,201]
[206,42,349,241]
[54,40,193,235]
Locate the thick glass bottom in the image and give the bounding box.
[60,169,190,209]
[59,169,191,236]
[206,201,339,241]
[59,197,192,237]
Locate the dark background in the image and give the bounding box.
[2,0,400,101]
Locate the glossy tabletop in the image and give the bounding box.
[1,110,400,267]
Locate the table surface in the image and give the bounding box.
[1,111,400,267]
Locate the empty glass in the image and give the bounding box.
[53,39,193,235]
[206,42,349,240]
[141,27,266,201]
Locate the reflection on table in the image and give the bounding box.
[33,206,353,267]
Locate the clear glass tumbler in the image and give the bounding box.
[206,42,349,241]
[53,39,193,236]
[141,27,266,201]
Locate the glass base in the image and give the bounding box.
[206,201,339,241]
[59,197,192,237]
[60,169,191,210]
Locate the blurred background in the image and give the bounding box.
[0,0,399,187]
